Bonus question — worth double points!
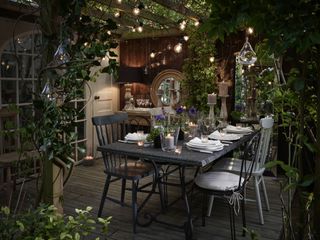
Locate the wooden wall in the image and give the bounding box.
[119,36,187,109]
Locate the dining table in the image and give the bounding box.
[97,131,257,240]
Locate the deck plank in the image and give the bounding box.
[62,159,284,240]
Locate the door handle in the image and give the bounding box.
[94,96,100,100]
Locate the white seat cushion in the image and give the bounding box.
[214,158,264,175]
[195,171,244,192]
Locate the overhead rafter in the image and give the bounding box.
[151,0,202,21]
[95,0,177,28]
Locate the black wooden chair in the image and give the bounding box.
[92,112,158,233]
[194,132,261,240]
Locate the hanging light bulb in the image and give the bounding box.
[117,0,122,3]
[137,22,143,32]
[131,26,136,32]
[239,37,257,65]
[179,20,187,31]
[183,35,189,41]
[107,30,112,35]
[53,43,70,65]
[209,56,215,63]
[114,11,121,18]
[247,27,254,35]
[174,42,183,53]
[150,50,156,58]
[194,20,200,27]
[133,7,140,15]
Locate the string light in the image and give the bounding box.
[209,56,215,62]
[194,20,200,27]
[150,50,156,58]
[114,11,120,18]
[107,30,112,35]
[137,22,143,32]
[116,0,122,3]
[133,7,140,15]
[179,20,187,31]
[174,42,183,53]
[247,27,254,34]
[183,35,189,41]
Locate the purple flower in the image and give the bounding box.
[155,114,165,121]
[176,106,184,114]
[188,106,197,117]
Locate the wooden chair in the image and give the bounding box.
[207,117,274,224]
[92,112,159,233]
[195,133,261,240]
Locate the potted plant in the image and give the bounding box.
[146,127,161,148]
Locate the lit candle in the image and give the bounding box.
[165,133,174,149]
[207,93,217,104]
[137,141,144,147]
[175,145,182,154]
[218,81,228,96]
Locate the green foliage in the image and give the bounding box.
[146,127,161,142]
[182,29,217,112]
[0,205,111,240]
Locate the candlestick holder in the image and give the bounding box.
[207,103,216,127]
[219,94,229,128]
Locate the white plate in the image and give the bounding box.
[208,131,241,141]
[125,133,148,141]
[186,142,224,150]
[186,145,223,153]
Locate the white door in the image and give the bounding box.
[85,55,120,158]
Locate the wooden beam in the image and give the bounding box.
[121,27,181,40]
[85,8,157,34]
[95,0,177,28]
[151,0,201,21]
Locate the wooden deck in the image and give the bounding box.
[61,159,284,240]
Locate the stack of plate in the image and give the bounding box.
[225,125,253,134]
[186,137,224,153]
[208,131,241,141]
[125,133,148,142]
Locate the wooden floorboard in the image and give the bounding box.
[62,159,284,240]
[1,158,285,240]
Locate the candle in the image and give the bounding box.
[175,145,182,155]
[165,134,174,150]
[207,93,217,104]
[137,141,144,147]
[218,81,228,96]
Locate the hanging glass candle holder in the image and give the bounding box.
[239,37,257,65]
[53,43,70,65]
[41,81,55,101]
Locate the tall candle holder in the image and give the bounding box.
[218,81,229,127]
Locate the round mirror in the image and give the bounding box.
[150,69,184,107]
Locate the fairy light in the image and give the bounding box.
[209,56,215,63]
[247,27,254,35]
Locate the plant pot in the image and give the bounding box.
[153,135,161,148]
[83,156,94,166]
[178,129,184,140]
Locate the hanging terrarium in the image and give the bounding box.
[239,37,257,65]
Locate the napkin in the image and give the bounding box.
[125,133,147,141]
[188,137,222,146]
[225,125,253,134]
[208,131,241,141]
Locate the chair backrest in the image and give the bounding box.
[92,112,129,172]
[92,112,128,146]
[238,132,261,190]
[253,117,274,172]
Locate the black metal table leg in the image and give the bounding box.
[180,166,194,240]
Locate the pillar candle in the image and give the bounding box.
[207,93,217,104]
[165,134,174,149]
[218,81,228,96]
